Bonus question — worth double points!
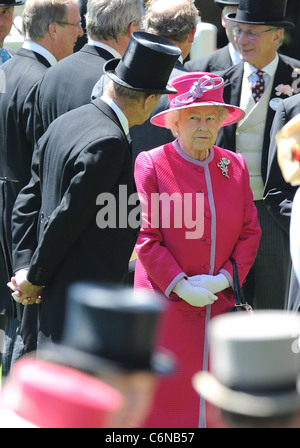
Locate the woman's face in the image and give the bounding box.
[175,106,223,159]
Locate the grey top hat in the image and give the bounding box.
[0,0,25,5]
[193,311,300,418]
[103,31,181,94]
[226,0,294,29]
[39,282,176,376]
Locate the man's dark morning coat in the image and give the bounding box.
[12,98,138,343]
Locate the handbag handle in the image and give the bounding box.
[229,258,254,312]
[229,257,242,305]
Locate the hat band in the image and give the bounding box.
[232,381,297,395]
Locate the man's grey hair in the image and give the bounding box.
[22,0,78,41]
[143,0,200,43]
[86,0,142,41]
[104,79,159,102]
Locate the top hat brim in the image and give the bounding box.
[38,343,177,378]
[226,12,295,29]
[193,371,300,418]
[0,1,25,5]
[151,102,245,128]
[103,58,178,95]
[214,0,240,9]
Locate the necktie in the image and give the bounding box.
[251,70,265,103]
[0,48,10,65]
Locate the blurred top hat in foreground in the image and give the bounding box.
[214,0,239,9]
[39,282,176,376]
[0,1,25,5]
[193,310,300,419]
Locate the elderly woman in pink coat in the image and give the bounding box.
[134,72,261,428]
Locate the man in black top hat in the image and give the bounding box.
[214,0,300,310]
[185,0,241,72]
[8,32,181,346]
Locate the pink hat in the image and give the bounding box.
[0,359,123,428]
[151,72,245,128]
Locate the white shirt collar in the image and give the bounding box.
[100,93,129,137]
[228,42,241,65]
[244,53,279,79]
[87,38,122,59]
[22,40,57,66]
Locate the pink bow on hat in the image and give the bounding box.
[172,75,225,107]
[150,72,245,128]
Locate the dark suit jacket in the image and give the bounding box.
[215,55,300,182]
[34,44,115,142]
[12,98,138,341]
[184,44,233,73]
[130,61,189,162]
[0,48,51,315]
[263,94,300,312]
[264,94,300,235]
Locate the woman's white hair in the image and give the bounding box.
[165,106,229,136]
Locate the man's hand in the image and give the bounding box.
[7,269,43,305]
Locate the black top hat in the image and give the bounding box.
[226,0,294,29]
[0,0,25,5]
[214,0,239,9]
[103,31,181,94]
[39,282,176,376]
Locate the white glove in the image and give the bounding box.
[188,273,230,294]
[172,278,218,307]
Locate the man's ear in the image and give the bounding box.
[144,93,161,111]
[48,22,58,39]
[127,21,135,38]
[273,27,284,47]
[188,26,197,44]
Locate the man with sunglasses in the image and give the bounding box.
[214,0,300,311]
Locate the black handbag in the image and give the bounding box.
[230,257,254,312]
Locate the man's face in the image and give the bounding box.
[232,23,283,68]
[221,6,239,47]
[53,2,83,61]
[0,6,14,47]
[99,371,158,428]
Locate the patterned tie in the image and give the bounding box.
[0,48,10,65]
[251,70,265,103]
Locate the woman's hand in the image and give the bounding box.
[188,273,230,294]
[172,278,218,307]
